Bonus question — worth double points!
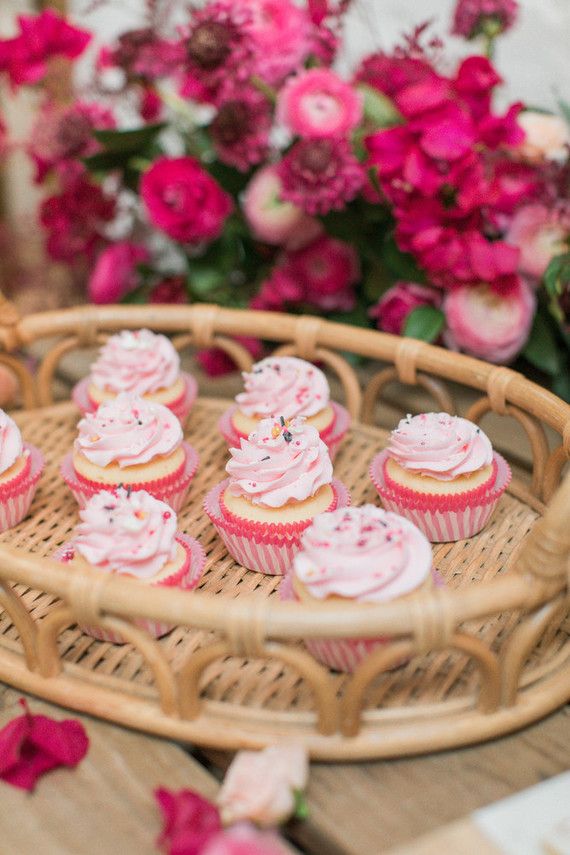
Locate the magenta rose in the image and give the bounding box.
[370,282,443,335]
[444,277,535,363]
[88,242,149,304]
[141,157,232,244]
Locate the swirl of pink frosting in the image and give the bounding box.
[226,416,333,508]
[74,488,177,579]
[387,412,493,481]
[90,329,180,395]
[294,505,432,602]
[0,408,23,476]
[236,356,330,419]
[75,393,183,468]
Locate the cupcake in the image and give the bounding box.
[370,412,511,542]
[281,505,435,672]
[54,487,206,641]
[218,356,350,459]
[205,415,350,574]
[72,329,197,424]
[61,392,199,510]
[0,408,44,533]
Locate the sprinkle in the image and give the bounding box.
[283,430,293,443]
[163,511,171,520]
[261,455,271,461]
[134,510,146,520]
[280,416,285,426]
[89,435,100,443]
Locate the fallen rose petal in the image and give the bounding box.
[156,787,222,855]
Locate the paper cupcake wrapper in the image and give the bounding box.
[72,373,198,426]
[279,568,444,673]
[204,478,351,575]
[61,441,199,511]
[218,402,350,461]
[53,533,206,642]
[0,445,44,534]
[370,450,511,543]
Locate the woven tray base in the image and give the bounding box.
[0,398,568,760]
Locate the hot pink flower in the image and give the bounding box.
[140,86,163,122]
[287,234,359,310]
[370,282,443,335]
[355,52,436,101]
[141,157,232,244]
[506,204,569,279]
[0,9,91,89]
[250,267,304,312]
[245,0,312,85]
[202,824,291,855]
[444,276,535,363]
[278,68,363,139]
[278,138,364,215]
[155,788,221,855]
[211,90,272,172]
[150,276,187,304]
[98,29,181,80]
[452,0,519,39]
[88,242,150,304]
[196,336,263,377]
[242,166,308,245]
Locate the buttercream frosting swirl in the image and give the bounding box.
[236,356,330,419]
[294,505,432,602]
[90,329,180,395]
[387,412,493,481]
[0,408,23,476]
[75,393,183,468]
[74,488,177,579]
[226,416,333,508]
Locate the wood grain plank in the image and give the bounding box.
[385,818,502,855]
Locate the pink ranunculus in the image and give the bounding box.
[287,234,360,311]
[370,282,443,335]
[517,111,570,164]
[444,276,535,363]
[211,90,272,172]
[217,744,308,828]
[202,824,292,855]
[245,0,312,86]
[0,9,91,89]
[278,68,363,139]
[88,242,149,304]
[141,157,232,244]
[451,0,519,40]
[242,166,308,245]
[506,204,569,280]
[149,276,187,304]
[278,138,364,216]
[197,336,264,377]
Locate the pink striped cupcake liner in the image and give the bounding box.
[204,479,351,575]
[217,401,350,461]
[60,441,199,511]
[72,372,198,426]
[53,533,206,642]
[280,569,444,673]
[0,444,44,533]
[369,449,511,542]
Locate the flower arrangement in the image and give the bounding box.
[1,1,569,396]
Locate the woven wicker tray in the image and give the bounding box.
[0,301,569,761]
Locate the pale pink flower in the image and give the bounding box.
[444,277,535,363]
[278,68,363,139]
[242,165,308,244]
[217,744,308,828]
[245,0,312,85]
[202,824,291,855]
[517,111,570,164]
[506,204,569,279]
[88,241,149,304]
[278,138,364,215]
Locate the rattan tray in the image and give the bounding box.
[0,301,569,761]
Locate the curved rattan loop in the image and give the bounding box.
[225,597,267,658]
[516,473,570,583]
[37,334,108,406]
[361,367,455,425]
[0,581,38,670]
[395,338,426,385]
[451,633,501,713]
[0,353,36,410]
[177,641,228,720]
[409,589,455,653]
[466,398,550,500]
[486,366,520,415]
[36,604,75,677]
[543,446,569,504]
[171,332,254,371]
[0,293,22,351]
[272,342,362,419]
[501,596,569,707]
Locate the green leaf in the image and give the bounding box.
[187,265,226,298]
[552,367,570,402]
[328,303,371,328]
[356,83,402,129]
[293,790,309,822]
[558,98,570,126]
[382,236,425,283]
[522,311,562,376]
[121,286,148,305]
[403,306,445,342]
[93,123,166,153]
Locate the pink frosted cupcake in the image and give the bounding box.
[72,329,197,424]
[370,412,511,542]
[54,487,206,641]
[61,393,198,510]
[205,416,350,574]
[0,408,44,533]
[281,505,435,672]
[218,356,350,459]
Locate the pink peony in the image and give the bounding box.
[141,157,232,244]
[0,9,91,89]
[444,276,535,363]
[278,138,364,215]
[149,276,187,304]
[197,336,264,377]
[287,234,359,310]
[202,824,291,855]
[452,0,519,39]
[506,204,569,280]
[517,111,570,164]
[277,68,363,139]
[217,744,308,828]
[242,166,308,245]
[155,788,221,855]
[88,242,149,304]
[211,90,272,172]
[245,0,312,85]
[370,282,443,335]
